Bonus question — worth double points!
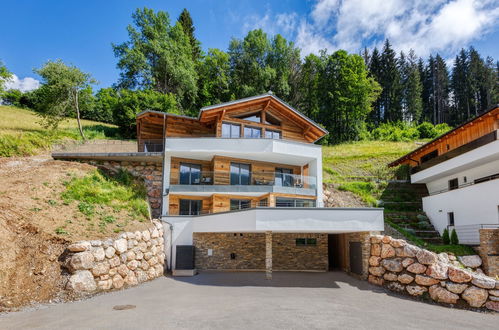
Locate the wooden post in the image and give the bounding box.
[265,231,272,280]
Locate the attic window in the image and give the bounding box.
[263,113,281,126]
[236,112,261,123]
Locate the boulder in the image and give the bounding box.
[381,244,396,258]
[416,249,437,265]
[91,261,110,276]
[144,252,153,261]
[369,256,381,266]
[147,267,157,280]
[105,247,116,259]
[426,262,448,280]
[406,263,427,274]
[471,275,496,289]
[406,285,427,296]
[142,230,151,241]
[371,244,381,256]
[127,260,140,271]
[112,274,124,289]
[135,251,144,260]
[117,264,129,277]
[91,247,106,262]
[402,245,420,258]
[489,289,499,297]
[384,273,398,281]
[369,267,385,277]
[97,279,113,290]
[485,301,499,312]
[147,256,158,266]
[381,258,403,272]
[135,270,148,283]
[368,275,383,286]
[126,250,136,262]
[437,253,449,264]
[445,282,468,294]
[140,260,150,271]
[90,240,102,247]
[66,270,96,292]
[415,275,440,286]
[108,256,121,268]
[448,267,472,283]
[398,274,414,284]
[67,241,91,252]
[429,285,459,304]
[138,242,148,253]
[458,255,482,268]
[154,264,164,277]
[382,236,392,244]
[390,239,406,248]
[69,252,95,271]
[370,235,383,244]
[461,286,488,308]
[134,231,142,241]
[126,232,135,240]
[387,282,405,292]
[402,258,415,268]
[124,273,138,286]
[151,228,159,238]
[113,239,128,254]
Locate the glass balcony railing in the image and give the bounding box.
[174,171,317,189]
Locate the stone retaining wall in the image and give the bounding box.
[368,235,499,312]
[74,160,163,218]
[479,228,499,277]
[64,220,165,294]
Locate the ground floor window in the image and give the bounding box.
[296,238,317,246]
[230,199,251,210]
[275,198,316,207]
[179,199,202,215]
[448,212,455,226]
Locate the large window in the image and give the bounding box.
[244,126,262,138]
[276,198,316,208]
[179,163,201,184]
[265,129,281,139]
[230,163,251,185]
[275,168,293,187]
[179,199,202,215]
[230,199,251,210]
[222,122,241,138]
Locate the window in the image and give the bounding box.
[265,129,281,139]
[275,168,293,187]
[448,212,455,226]
[236,112,261,123]
[179,163,201,185]
[263,113,281,126]
[179,199,202,215]
[295,238,317,246]
[276,198,316,207]
[230,199,251,210]
[448,178,458,190]
[244,126,261,138]
[474,173,499,184]
[221,122,241,138]
[230,163,251,185]
[421,150,438,163]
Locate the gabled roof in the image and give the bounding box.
[389,104,499,167]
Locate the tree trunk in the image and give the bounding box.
[74,90,86,141]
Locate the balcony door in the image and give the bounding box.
[275,168,293,187]
[230,163,251,185]
[179,163,201,185]
[179,199,202,215]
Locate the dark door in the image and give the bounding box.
[349,242,362,275]
[328,234,342,270]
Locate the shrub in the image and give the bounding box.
[450,229,459,245]
[442,228,450,245]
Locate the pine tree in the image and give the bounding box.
[380,40,403,122]
[368,47,382,124]
[177,9,202,61]
[402,50,423,122]
[450,49,470,125]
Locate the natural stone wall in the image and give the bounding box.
[75,160,163,218]
[479,229,499,277]
[192,233,328,271]
[342,232,372,279]
[368,235,499,312]
[64,220,165,294]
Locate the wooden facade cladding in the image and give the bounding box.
[390,106,499,167]
[169,155,302,186]
[168,193,316,215]
[135,94,328,145]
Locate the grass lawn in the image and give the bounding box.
[0,105,120,156]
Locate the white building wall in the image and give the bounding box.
[422,179,499,235]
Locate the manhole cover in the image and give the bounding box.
[113,304,136,310]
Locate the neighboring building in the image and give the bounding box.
[54,93,384,276]
[389,105,499,245]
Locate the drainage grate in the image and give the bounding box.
[113,304,136,311]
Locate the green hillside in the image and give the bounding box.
[0,106,120,157]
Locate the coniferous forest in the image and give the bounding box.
[1,8,498,143]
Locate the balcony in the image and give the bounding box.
[169,171,317,196]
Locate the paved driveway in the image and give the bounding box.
[0,272,496,329]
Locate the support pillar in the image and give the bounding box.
[265,231,272,280]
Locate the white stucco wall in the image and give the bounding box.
[423,179,499,236]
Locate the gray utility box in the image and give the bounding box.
[176,245,195,270]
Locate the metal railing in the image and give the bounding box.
[429,174,499,196]
[174,171,317,189]
[449,224,499,245]
[138,139,164,152]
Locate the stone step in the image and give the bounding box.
[420,237,443,244]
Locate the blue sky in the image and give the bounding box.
[1,0,498,91]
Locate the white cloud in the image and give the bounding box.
[4,74,40,92]
[241,0,499,58]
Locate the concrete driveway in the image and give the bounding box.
[0,272,496,330]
